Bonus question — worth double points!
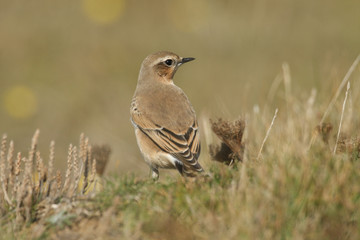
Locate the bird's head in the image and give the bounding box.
[140,51,195,83]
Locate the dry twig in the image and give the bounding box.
[257,108,278,160]
[333,82,351,155]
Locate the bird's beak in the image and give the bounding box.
[181,57,195,64]
[178,57,195,67]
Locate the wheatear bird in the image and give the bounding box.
[130,51,203,180]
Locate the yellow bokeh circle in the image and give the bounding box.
[82,0,125,24]
[3,85,37,119]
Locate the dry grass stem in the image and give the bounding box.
[82,139,90,194]
[71,146,80,197]
[90,158,97,183]
[257,108,279,160]
[83,136,89,164]
[72,146,78,179]
[333,82,350,155]
[0,134,7,185]
[36,150,46,198]
[63,144,73,194]
[35,151,41,192]
[87,144,92,177]
[303,89,317,143]
[343,91,353,133]
[1,179,11,206]
[14,152,21,176]
[202,115,214,147]
[48,141,55,182]
[23,179,32,223]
[242,114,249,163]
[7,141,14,192]
[28,129,40,170]
[267,73,282,102]
[282,62,292,106]
[25,130,40,188]
[79,133,85,174]
[56,170,62,193]
[13,152,22,197]
[320,54,360,125]
[0,135,12,205]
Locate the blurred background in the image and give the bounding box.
[1,0,360,175]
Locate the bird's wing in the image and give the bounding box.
[131,109,202,175]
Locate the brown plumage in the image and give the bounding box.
[130,51,203,179]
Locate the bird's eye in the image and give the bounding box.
[164,59,173,66]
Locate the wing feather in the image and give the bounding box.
[131,110,202,174]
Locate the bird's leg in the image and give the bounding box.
[174,161,184,176]
[150,167,159,180]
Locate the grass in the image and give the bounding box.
[0,131,101,239]
[93,147,360,240]
[1,59,360,239]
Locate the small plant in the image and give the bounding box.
[0,130,100,226]
[209,118,245,165]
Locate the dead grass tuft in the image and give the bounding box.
[336,136,360,158]
[0,130,110,228]
[315,122,333,144]
[92,144,111,176]
[209,118,245,165]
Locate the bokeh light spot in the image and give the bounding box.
[3,85,37,119]
[82,0,125,24]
